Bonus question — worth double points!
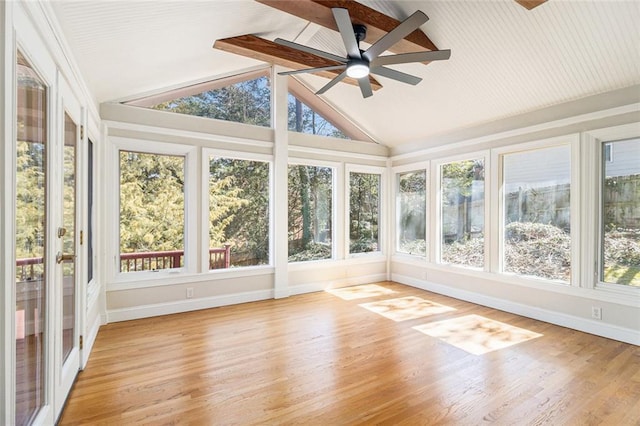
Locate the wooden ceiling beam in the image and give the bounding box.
[213,35,382,90]
[514,0,548,10]
[256,0,438,54]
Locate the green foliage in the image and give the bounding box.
[16,141,46,259]
[288,165,332,261]
[288,242,331,262]
[119,151,185,254]
[398,171,426,255]
[210,158,270,265]
[442,160,484,198]
[152,77,271,127]
[349,172,379,253]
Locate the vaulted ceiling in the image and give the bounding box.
[51,0,640,148]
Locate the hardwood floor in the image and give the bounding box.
[59,282,640,425]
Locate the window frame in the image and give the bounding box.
[492,135,579,286]
[110,137,197,284]
[202,148,274,273]
[433,151,491,271]
[393,162,429,260]
[286,158,339,264]
[585,124,640,295]
[345,164,387,258]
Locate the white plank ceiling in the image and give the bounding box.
[51,0,640,148]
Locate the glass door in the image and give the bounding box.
[54,79,82,415]
[61,113,77,362]
[15,50,48,426]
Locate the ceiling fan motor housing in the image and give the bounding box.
[352,23,367,48]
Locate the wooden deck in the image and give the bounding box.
[59,282,640,425]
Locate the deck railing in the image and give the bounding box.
[119,246,231,272]
[16,257,44,282]
[16,246,232,279]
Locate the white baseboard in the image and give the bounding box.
[393,273,640,346]
[81,312,102,369]
[289,273,388,296]
[106,289,274,323]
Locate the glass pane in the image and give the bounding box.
[503,146,571,282]
[349,172,380,254]
[397,170,426,256]
[288,94,349,139]
[288,165,333,262]
[441,159,485,268]
[602,138,640,286]
[87,139,94,282]
[15,50,47,426]
[209,157,270,268]
[119,151,185,272]
[62,113,77,361]
[151,76,271,127]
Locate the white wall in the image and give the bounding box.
[100,102,389,322]
[390,105,640,345]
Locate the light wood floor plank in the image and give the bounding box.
[59,282,640,425]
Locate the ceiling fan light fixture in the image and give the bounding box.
[346,60,369,79]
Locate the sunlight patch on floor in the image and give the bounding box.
[413,314,543,355]
[358,296,456,321]
[326,284,397,300]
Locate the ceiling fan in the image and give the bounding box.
[274,7,451,98]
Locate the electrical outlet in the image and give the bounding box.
[591,306,602,320]
[186,287,194,299]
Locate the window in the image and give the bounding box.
[440,159,485,268]
[119,151,185,272]
[288,164,333,262]
[148,74,271,127]
[397,170,426,256]
[349,171,381,254]
[601,138,640,287]
[288,93,349,139]
[208,156,270,268]
[502,145,572,282]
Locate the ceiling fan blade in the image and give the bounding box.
[316,71,348,95]
[371,49,451,67]
[333,8,361,59]
[279,64,346,76]
[274,38,347,64]
[363,10,429,62]
[371,66,422,85]
[358,77,373,98]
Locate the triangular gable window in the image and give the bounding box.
[286,77,373,142]
[288,93,349,139]
[125,69,271,127]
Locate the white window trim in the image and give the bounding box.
[491,134,580,287]
[122,66,271,108]
[393,162,429,260]
[202,148,274,273]
[287,157,340,263]
[287,77,375,143]
[584,123,640,296]
[345,164,387,258]
[432,150,491,272]
[109,136,197,284]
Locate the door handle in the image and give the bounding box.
[56,252,75,264]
